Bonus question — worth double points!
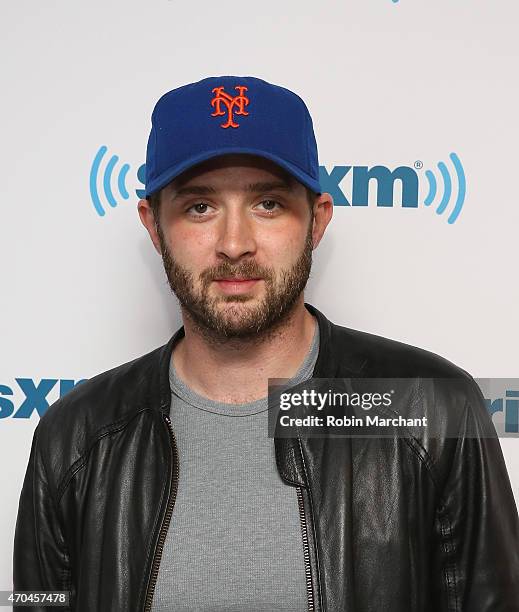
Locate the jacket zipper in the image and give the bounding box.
[143,413,179,612]
[296,485,316,612]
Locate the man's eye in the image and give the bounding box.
[186,202,212,216]
[257,200,282,213]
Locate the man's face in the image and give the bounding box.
[152,154,315,343]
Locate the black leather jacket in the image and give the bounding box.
[13,303,519,611]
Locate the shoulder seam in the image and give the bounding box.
[55,406,152,504]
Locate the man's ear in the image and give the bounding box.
[311,192,334,249]
[137,198,162,255]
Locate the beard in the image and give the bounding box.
[155,219,314,345]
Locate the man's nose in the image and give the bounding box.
[215,208,257,260]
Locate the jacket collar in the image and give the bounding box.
[157,322,185,416]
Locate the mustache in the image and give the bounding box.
[200,260,273,283]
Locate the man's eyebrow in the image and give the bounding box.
[172,180,294,199]
[245,180,294,193]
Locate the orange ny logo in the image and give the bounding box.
[210,85,250,128]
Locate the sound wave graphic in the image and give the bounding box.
[423,152,466,224]
[89,146,131,216]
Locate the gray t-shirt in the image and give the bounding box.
[151,320,320,612]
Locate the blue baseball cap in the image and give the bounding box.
[144,75,321,198]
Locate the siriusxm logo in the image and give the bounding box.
[90,146,133,217]
[89,146,466,224]
[0,378,87,419]
[486,390,519,434]
[319,153,465,224]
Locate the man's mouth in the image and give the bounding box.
[213,277,262,294]
[214,277,261,281]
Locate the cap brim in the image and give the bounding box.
[145,147,321,198]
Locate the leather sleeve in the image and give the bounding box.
[12,422,72,612]
[431,377,519,611]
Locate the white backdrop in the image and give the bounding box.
[2,0,518,596]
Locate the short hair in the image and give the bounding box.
[147,184,317,225]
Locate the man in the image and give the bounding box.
[13,76,519,611]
